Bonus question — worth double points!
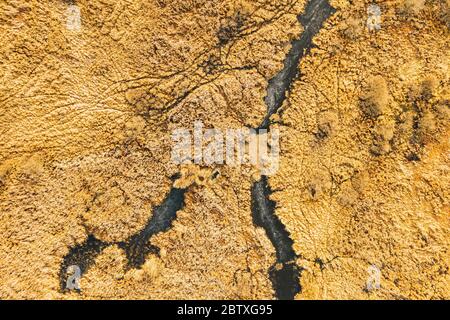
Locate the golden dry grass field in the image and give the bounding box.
[0,0,448,299]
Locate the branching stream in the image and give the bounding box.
[59,0,335,298]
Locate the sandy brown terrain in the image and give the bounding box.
[0,0,448,299]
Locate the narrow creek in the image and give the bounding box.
[251,0,335,300]
[59,188,186,290]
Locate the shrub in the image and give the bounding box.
[418,111,437,144]
[360,76,389,118]
[371,119,395,155]
[20,155,44,178]
[400,0,425,15]
[407,76,438,104]
[342,17,363,40]
[351,171,370,194]
[316,111,339,139]
[435,101,450,120]
[217,11,247,45]
[0,167,7,188]
[420,75,438,101]
[337,183,359,207]
[444,0,450,29]
[307,174,331,200]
